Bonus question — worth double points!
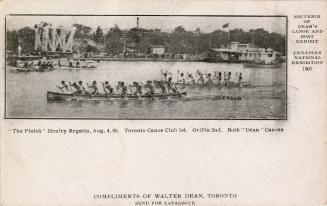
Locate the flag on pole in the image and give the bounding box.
[222,23,229,28]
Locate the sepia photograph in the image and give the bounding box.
[5,15,287,119]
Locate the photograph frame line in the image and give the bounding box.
[4,14,288,120]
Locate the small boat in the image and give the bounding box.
[81,65,97,69]
[47,91,187,101]
[14,67,54,72]
[243,62,281,68]
[15,68,33,72]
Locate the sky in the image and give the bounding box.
[6,15,286,35]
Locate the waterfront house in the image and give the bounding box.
[205,41,278,64]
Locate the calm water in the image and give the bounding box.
[6,61,286,119]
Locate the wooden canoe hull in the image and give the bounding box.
[47,91,187,101]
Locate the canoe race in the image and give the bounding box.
[5,16,287,119]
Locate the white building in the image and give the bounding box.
[229,41,277,64]
[151,46,165,56]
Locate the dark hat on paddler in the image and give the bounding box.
[105,81,109,84]
[153,80,161,86]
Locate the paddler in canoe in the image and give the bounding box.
[56,80,70,92]
[225,72,232,86]
[161,70,172,82]
[143,80,155,95]
[88,81,99,94]
[129,82,143,95]
[116,81,128,96]
[161,70,168,81]
[206,73,213,85]
[103,81,114,94]
[186,73,196,85]
[167,77,178,93]
[69,82,83,95]
[214,72,223,85]
[197,70,205,85]
[153,80,168,94]
[76,60,81,68]
[177,71,186,85]
[237,72,242,82]
[78,81,87,95]
[158,81,168,94]
[46,59,54,69]
[236,72,243,86]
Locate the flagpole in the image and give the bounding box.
[223,23,230,42]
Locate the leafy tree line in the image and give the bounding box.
[6,27,35,53]
[6,24,286,55]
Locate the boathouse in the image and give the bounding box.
[207,41,278,64]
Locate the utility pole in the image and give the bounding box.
[120,32,127,57]
[123,32,126,56]
[136,17,140,53]
[137,17,139,29]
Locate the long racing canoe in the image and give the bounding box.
[47,91,187,101]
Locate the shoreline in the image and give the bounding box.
[75,57,196,62]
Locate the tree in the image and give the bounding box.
[6,27,35,53]
[17,27,35,52]
[86,45,99,53]
[94,26,104,43]
[6,30,19,52]
[73,24,92,39]
[104,25,123,55]
[195,27,201,34]
[5,22,286,56]
[173,26,186,33]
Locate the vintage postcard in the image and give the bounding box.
[0,0,326,206]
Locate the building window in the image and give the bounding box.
[268,53,273,57]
